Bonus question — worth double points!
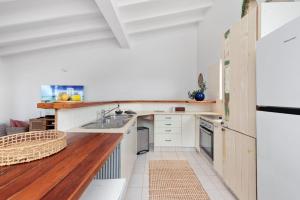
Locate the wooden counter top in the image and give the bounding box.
[37,100,216,109]
[0,133,123,200]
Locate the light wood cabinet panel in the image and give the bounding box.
[223,7,257,138]
[213,124,223,177]
[223,128,237,192]
[247,8,257,137]
[223,128,256,200]
[220,7,257,200]
[227,20,242,135]
[240,133,256,200]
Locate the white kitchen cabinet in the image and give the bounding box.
[121,120,137,182]
[155,120,181,128]
[155,115,181,121]
[181,115,196,147]
[80,179,126,200]
[154,115,182,147]
[154,114,196,148]
[155,134,181,147]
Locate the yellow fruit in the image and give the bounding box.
[61,93,69,101]
[71,95,81,101]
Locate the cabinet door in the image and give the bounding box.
[227,19,244,135]
[181,115,195,147]
[246,7,257,138]
[223,128,237,192]
[223,128,256,200]
[121,134,129,180]
[213,125,223,177]
[223,8,257,138]
[128,121,137,177]
[239,133,256,200]
[121,121,137,182]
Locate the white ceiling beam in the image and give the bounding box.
[0,14,109,46]
[123,5,211,24]
[116,0,148,7]
[0,0,99,27]
[94,0,130,48]
[126,8,205,34]
[128,18,203,35]
[0,26,110,46]
[0,30,114,56]
[118,0,212,21]
[0,12,101,31]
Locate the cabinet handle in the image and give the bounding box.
[165,124,172,126]
[165,117,172,119]
[165,130,172,132]
[165,139,172,142]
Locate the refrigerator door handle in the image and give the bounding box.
[283,36,297,43]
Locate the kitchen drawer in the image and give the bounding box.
[155,115,181,122]
[155,127,181,135]
[155,134,181,147]
[155,120,181,128]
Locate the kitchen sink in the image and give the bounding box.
[81,114,134,129]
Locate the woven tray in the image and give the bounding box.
[0,130,67,166]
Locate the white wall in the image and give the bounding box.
[197,0,242,99]
[0,59,11,123]
[4,25,199,120]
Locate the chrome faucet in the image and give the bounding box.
[97,104,120,120]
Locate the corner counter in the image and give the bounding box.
[36,99,217,132]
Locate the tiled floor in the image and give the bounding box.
[125,149,236,200]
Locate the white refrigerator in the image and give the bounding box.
[257,17,300,200]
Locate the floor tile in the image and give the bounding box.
[132,164,145,175]
[142,187,149,200]
[206,189,224,200]
[219,189,237,200]
[125,187,143,200]
[128,174,144,188]
[125,149,235,200]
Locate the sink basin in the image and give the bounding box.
[81,114,134,129]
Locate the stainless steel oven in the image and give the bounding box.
[200,118,214,160]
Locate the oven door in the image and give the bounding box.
[200,126,214,160]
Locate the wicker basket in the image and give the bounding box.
[0,130,67,166]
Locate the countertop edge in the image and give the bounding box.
[37,100,217,110]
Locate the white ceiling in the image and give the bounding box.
[0,0,213,56]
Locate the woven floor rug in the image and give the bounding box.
[149,160,210,200]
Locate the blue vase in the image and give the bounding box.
[195,92,205,101]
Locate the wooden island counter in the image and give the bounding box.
[0,133,122,200]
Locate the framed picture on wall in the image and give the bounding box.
[41,85,84,102]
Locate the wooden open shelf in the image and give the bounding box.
[37,100,216,110]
